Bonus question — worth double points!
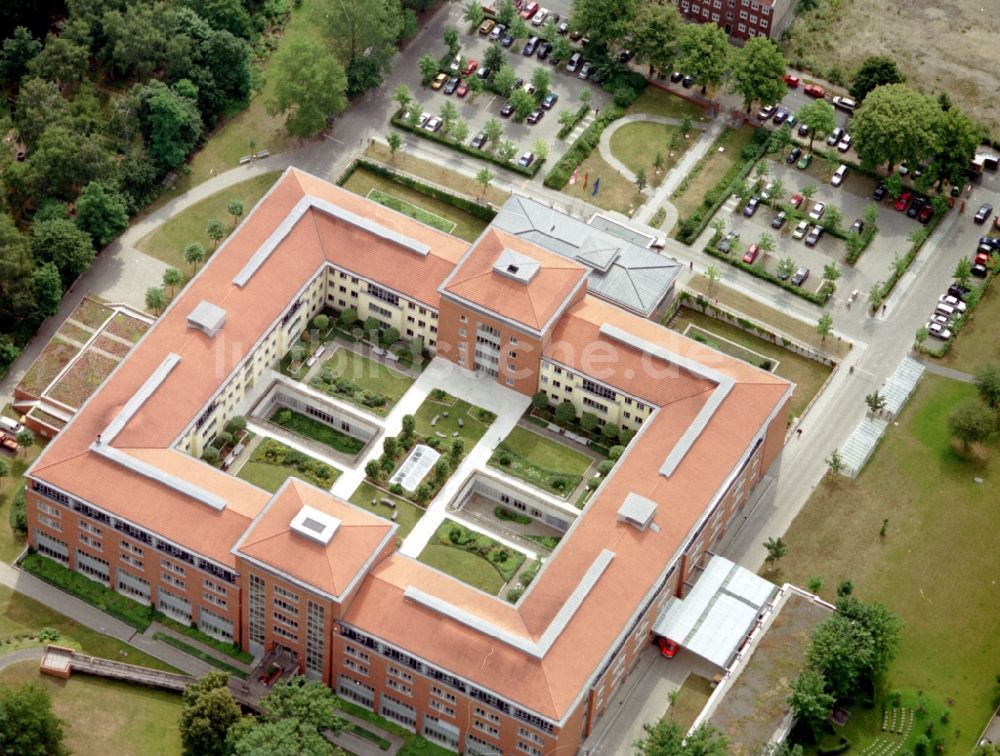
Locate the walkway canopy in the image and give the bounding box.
[652,556,777,669]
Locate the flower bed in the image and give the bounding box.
[47,350,120,409]
[71,298,114,329]
[93,334,131,358]
[104,313,150,343]
[16,339,81,397]
[238,438,339,492]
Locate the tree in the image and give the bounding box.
[974,365,1000,410]
[443,26,460,56]
[418,54,440,86]
[849,55,906,103]
[509,89,535,122]
[531,391,549,411]
[322,0,403,89]
[32,263,62,317]
[555,400,576,425]
[497,140,518,162]
[729,37,787,112]
[496,0,516,26]
[948,398,996,451]
[184,242,206,271]
[868,281,885,312]
[807,612,873,700]
[13,77,68,149]
[552,36,573,68]
[571,0,638,49]
[440,101,459,133]
[0,26,41,83]
[227,200,244,229]
[822,205,843,233]
[822,262,841,282]
[386,132,402,159]
[862,203,880,228]
[777,257,795,280]
[393,84,414,114]
[31,219,95,282]
[463,1,485,29]
[163,268,183,297]
[207,218,226,249]
[531,138,549,162]
[763,536,787,569]
[447,119,468,144]
[635,721,728,756]
[850,84,941,171]
[509,16,530,42]
[180,672,242,756]
[365,460,381,480]
[137,81,204,172]
[75,181,129,247]
[228,717,331,756]
[475,167,494,198]
[635,168,647,192]
[676,22,729,95]
[816,312,833,342]
[530,67,551,99]
[769,124,793,156]
[954,257,972,287]
[269,39,348,137]
[826,448,843,474]
[630,2,681,76]
[401,414,416,436]
[493,63,517,95]
[796,100,836,152]
[788,668,835,737]
[258,676,345,735]
[801,183,817,203]
[835,596,901,681]
[933,107,980,189]
[914,325,928,348]
[32,34,88,90]
[146,287,166,315]
[484,43,504,74]
[484,118,503,151]
[865,390,886,416]
[0,682,68,756]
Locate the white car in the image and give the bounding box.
[809,202,826,220]
[761,180,776,199]
[938,294,967,312]
[831,165,848,187]
[531,8,548,25]
[832,96,857,112]
[792,220,809,239]
[837,134,853,153]
[929,313,951,327]
[927,322,952,340]
[423,116,443,132]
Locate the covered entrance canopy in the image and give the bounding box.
[652,556,777,670]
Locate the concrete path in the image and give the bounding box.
[0,646,45,672]
[918,360,974,383]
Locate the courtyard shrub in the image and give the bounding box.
[587,475,602,489]
[226,415,247,433]
[495,507,532,524]
[201,447,220,464]
[609,445,625,460]
[498,451,512,466]
[312,314,330,331]
[597,460,615,475]
[543,105,626,189]
[507,587,524,602]
[339,308,358,329]
[551,477,568,492]
[389,483,404,495]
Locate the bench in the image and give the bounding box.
[457,418,464,428]
[239,155,252,165]
[255,149,270,159]
[306,356,317,367]
[431,415,440,426]
[435,431,447,438]
[380,498,396,508]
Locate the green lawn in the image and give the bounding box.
[561,151,645,216]
[310,348,414,417]
[412,393,493,456]
[270,407,365,456]
[136,172,282,270]
[237,460,335,493]
[417,519,525,595]
[366,188,456,233]
[348,481,423,540]
[0,661,182,756]
[672,124,758,221]
[627,87,706,121]
[608,121,691,188]
[340,166,488,242]
[489,426,594,497]
[0,443,44,563]
[237,438,340,493]
[669,308,832,421]
[664,675,714,731]
[769,375,1000,753]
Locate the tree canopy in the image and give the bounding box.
[629,2,681,76]
[676,23,729,95]
[320,0,403,95]
[795,100,836,152]
[729,37,787,112]
[180,672,242,756]
[850,84,941,171]
[569,0,637,49]
[635,721,729,755]
[76,181,129,247]
[0,681,69,756]
[849,55,906,103]
[947,397,996,451]
[268,37,348,137]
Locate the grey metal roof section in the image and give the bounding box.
[101,353,180,444]
[492,196,681,316]
[493,248,541,283]
[186,300,227,338]
[652,556,777,669]
[598,324,735,477]
[91,443,227,511]
[233,194,431,288]
[588,213,657,248]
[404,548,615,659]
[618,492,657,531]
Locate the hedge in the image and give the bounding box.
[341,158,497,220]
[542,105,626,189]
[152,632,249,678]
[390,112,544,177]
[704,244,835,305]
[557,104,590,140]
[7,482,26,536]
[155,612,254,664]
[873,210,946,305]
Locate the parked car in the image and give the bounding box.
[907,197,927,219]
[531,8,548,25]
[500,101,515,117]
[478,19,495,35]
[786,114,798,127]
[578,61,593,79]
[568,29,582,41]
[470,131,488,149]
[430,73,448,90]
[792,220,809,239]
[501,31,515,47]
[873,184,887,202]
[783,73,800,87]
[826,127,844,147]
[972,263,989,278]
[567,52,582,72]
[756,105,776,121]
[935,302,960,319]
[803,83,825,97]
[929,312,952,328]
[541,92,558,109]
[894,192,912,212]
[809,201,826,220]
[979,237,1000,251]
[797,153,813,169]
[443,76,459,94]
[791,267,810,285]
[974,203,994,224]
[423,116,443,132]
[927,322,952,340]
[832,96,857,112]
[938,294,967,312]
[761,180,776,199]
[520,1,539,19]
[798,123,810,137]
[618,49,633,63]
[447,54,461,73]
[805,225,824,247]
[670,71,684,83]
[773,107,790,124]
[948,283,970,300]
[537,41,552,59]
[786,146,802,164]
[489,23,506,41]
[743,196,761,217]
[831,165,848,187]
[850,219,865,234]
[657,637,679,658]
[462,59,478,76]
[742,244,760,264]
[527,109,544,124]
[790,193,804,209]
[456,80,468,97]
[516,151,535,167]
[837,134,853,152]
[523,36,540,55]
[771,211,787,229]
[415,111,430,128]
[975,250,990,266]
[557,19,570,34]
[476,65,492,79]
[681,75,694,88]
[717,231,740,253]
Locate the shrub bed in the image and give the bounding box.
[439,521,525,582]
[704,245,834,305]
[249,438,339,488]
[556,104,590,140]
[872,212,946,306]
[490,446,580,497]
[154,613,253,664]
[494,506,531,524]
[543,105,626,189]
[270,407,365,456]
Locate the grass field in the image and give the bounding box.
[0,661,182,756]
[561,151,644,216]
[932,277,999,373]
[237,438,340,493]
[627,87,706,122]
[340,166,488,242]
[669,308,832,421]
[489,426,594,497]
[608,121,691,189]
[418,520,525,595]
[366,188,456,233]
[311,348,414,416]
[664,675,714,732]
[136,172,282,269]
[769,375,1000,753]
[0,444,43,563]
[672,125,758,221]
[237,459,336,493]
[270,407,365,456]
[348,481,423,540]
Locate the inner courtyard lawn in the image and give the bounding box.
[412,392,492,457]
[417,520,525,596]
[348,481,423,540]
[768,375,1000,753]
[311,348,414,416]
[236,438,340,493]
[0,661,182,756]
[489,426,594,497]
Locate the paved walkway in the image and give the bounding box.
[918,360,974,383]
[0,646,45,672]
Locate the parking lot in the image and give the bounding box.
[399,21,611,164]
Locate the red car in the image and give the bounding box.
[803,83,825,98]
[657,637,679,658]
[742,244,760,264]
[520,1,538,19]
[783,74,800,88]
[462,59,478,77]
[790,193,804,209]
[976,251,990,266]
[455,80,468,97]
[894,192,912,212]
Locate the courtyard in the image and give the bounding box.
[235,437,341,493]
[417,518,527,597]
[488,424,597,498]
[308,347,416,417]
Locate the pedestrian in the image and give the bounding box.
[689,260,693,270]
[796,428,803,438]
[849,365,854,375]
[882,304,887,315]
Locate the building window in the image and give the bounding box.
[460,315,468,323]
[274,611,299,629]
[158,587,192,624]
[38,514,61,531]
[79,534,101,550]
[273,624,297,641]
[120,540,144,556]
[273,585,298,602]
[161,572,185,590]
[274,598,299,615]
[249,574,266,648]
[338,675,375,709]
[35,531,68,563]
[76,549,110,585]
[199,607,234,642]
[117,568,151,603]
[367,283,399,306]
[306,601,325,676]
[380,694,416,729]
[204,591,228,609]
[505,377,514,386]
[121,553,143,570]
[161,559,185,576]
[37,501,61,518]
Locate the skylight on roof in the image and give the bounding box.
[290,505,340,545]
[493,249,540,283]
[187,300,227,338]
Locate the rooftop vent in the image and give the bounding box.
[493,249,540,283]
[618,492,658,532]
[290,505,340,545]
[187,300,227,338]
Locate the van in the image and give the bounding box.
[935,302,958,319]
[831,165,848,187]
[0,417,23,435]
